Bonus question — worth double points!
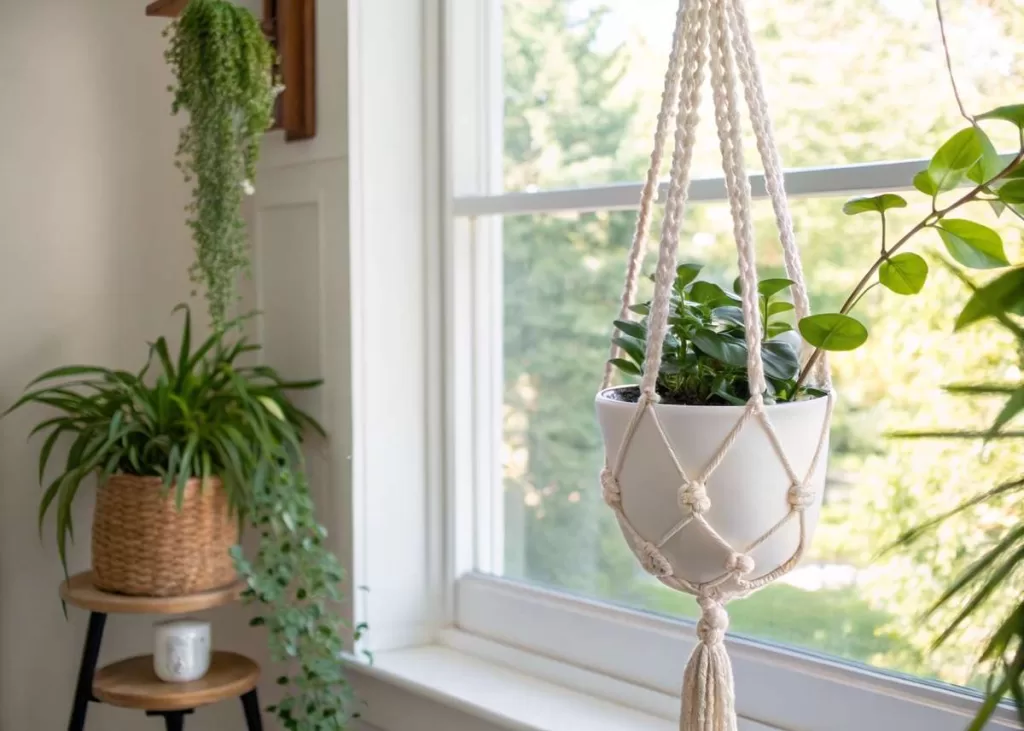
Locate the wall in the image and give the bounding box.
[0,1,255,729]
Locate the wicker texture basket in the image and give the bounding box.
[92,475,239,597]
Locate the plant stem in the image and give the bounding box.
[936,0,974,124]
[846,282,880,315]
[794,149,1024,393]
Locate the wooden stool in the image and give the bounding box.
[61,571,262,731]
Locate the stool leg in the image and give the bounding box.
[162,711,186,731]
[68,611,107,731]
[146,709,193,730]
[241,689,263,731]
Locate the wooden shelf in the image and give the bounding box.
[93,652,260,711]
[145,0,189,17]
[60,572,244,615]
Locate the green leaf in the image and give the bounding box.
[768,301,794,316]
[761,340,800,381]
[977,104,1024,128]
[954,264,1024,327]
[258,395,286,421]
[688,281,740,308]
[613,319,646,340]
[611,336,644,367]
[712,306,745,327]
[956,267,1024,330]
[798,313,869,352]
[175,304,192,389]
[691,329,748,368]
[878,253,928,295]
[966,127,1004,185]
[674,263,703,290]
[936,219,1009,269]
[766,322,793,338]
[989,389,1024,435]
[928,127,984,192]
[842,194,908,216]
[996,179,1024,204]
[757,278,795,299]
[912,170,938,197]
[628,303,650,316]
[609,358,641,377]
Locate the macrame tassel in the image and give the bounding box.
[681,596,738,731]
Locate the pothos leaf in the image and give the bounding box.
[798,313,869,352]
[928,127,984,192]
[879,253,929,295]
[842,194,908,215]
[936,219,1009,270]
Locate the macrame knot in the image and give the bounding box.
[726,552,755,576]
[640,387,661,405]
[600,468,621,507]
[677,480,711,514]
[638,541,673,578]
[696,596,729,646]
[788,484,816,510]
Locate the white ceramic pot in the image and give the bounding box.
[596,386,831,596]
[153,619,212,683]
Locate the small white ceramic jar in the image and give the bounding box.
[153,619,211,683]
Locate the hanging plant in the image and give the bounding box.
[165,0,276,330]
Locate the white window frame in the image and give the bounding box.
[441,2,1022,730]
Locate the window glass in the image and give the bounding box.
[499,194,1022,688]
[503,0,1024,191]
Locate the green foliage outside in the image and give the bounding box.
[500,0,1024,689]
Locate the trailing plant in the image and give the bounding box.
[8,306,360,730]
[233,468,364,730]
[609,263,809,405]
[888,264,1024,730]
[165,0,277,330]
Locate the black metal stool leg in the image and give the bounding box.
[241,689,263,731]
[68,611,107,731]
[147,709,193,731]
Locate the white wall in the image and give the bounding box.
[0,1,257,729]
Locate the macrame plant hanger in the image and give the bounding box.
[598,0,834,729]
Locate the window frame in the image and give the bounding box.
[441,1,1021,729]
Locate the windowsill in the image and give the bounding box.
[347,635,780,731]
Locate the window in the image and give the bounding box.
[447,1,1023,728]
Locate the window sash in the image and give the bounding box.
[444,0,1017,726]
[452,155,1015,217]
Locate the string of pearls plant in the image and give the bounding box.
[164,0,276,331]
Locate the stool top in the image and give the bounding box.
[92,651,260,711]
[60,572,244,615]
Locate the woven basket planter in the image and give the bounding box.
[92,475,239,597]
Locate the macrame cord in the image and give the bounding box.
[599,1,834,729]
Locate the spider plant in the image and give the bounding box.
[6,304,323,576]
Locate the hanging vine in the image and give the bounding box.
[165,0,276,330]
